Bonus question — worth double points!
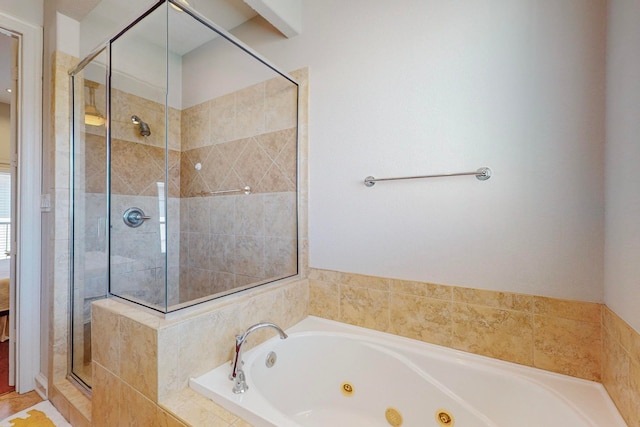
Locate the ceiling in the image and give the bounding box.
[0,0,257,106]
[0,0,297,105]
[64,0,259,57]
[55,0,103,21]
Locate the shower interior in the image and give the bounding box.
[70,0,299,388]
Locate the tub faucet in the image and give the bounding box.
[230,322,288,394]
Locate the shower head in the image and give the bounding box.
[131,115,151,137]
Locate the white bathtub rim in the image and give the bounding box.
[244,323,608,427]
[293,317,622,426]
[190,315,625,427]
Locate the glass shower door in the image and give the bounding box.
[70,49,109,388]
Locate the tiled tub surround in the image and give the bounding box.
[91,278,308,427]
[309,268,602,382]
[89,268,640,427]
[603,307,640,426]
[309,268,640,426]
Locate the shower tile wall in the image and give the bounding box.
[85,86,180,305]
[79,81,180,308]
[81,75,297,307]
[178,77,298,301]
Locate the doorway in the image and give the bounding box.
[0,11,43,396]
[0,30,16,396]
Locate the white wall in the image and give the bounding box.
[604,0,640,331]
[0,0,43,26]
[78,2,183,108]
[230,0,607,300]
[0,103,9,166]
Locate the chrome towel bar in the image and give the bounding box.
[364,167,491,187]
[199,186,252,196]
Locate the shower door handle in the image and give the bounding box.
[123,207,151,228]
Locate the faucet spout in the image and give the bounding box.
[230,322,288,394]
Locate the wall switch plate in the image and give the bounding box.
[40,193,51,212]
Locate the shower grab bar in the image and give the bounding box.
[364,167,491,187]
[201,186,252,196]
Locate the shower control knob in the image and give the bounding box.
[123,207,151,228]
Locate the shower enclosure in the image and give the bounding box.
[70,0,299,388]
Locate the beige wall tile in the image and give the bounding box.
[309,279,339,320]
[533,315,601,380]
[264,76,297,132]
[54,380,91,421]
[119,316,158,401]
[232,419,255,427]
[92,363,121,427]
[49,387,71,422]
[209,92,236,145]
[92,303,120,375]
[184,101,211,150]
[234,139,273,190]
[340,285,389,332]
[281,281,309,328]
[158,325,182,401]
[69,408,91,427]
[601,307,640,426]
[604,306,638,360]
[176,304,240,386]
[308,268,342,283]
[628,360,640,427]
[339,272,389,291]
[239,288,286,346]
[161,389,238,427]
[602,331,632,425]
[120,381,158,427]
[390,279,452,300]
[157,408,189,427]
[389,293,452,347]
[452,303,533,365]
[454,287,532,312]
[235,82,265,140]
[534,296,601,323]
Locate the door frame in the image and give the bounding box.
[0,11,43,394]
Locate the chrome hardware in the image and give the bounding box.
[122,207,151,228]
[197,186,252,197]
[265,351,277,368]
[208,186,251,196]
[230,322,288,394]
[364,167,492,187]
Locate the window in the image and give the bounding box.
[0,173,10,259]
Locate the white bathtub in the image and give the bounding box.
[190,316,626,427]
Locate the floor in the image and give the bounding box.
[0,391,43,420]
[0,259,39,420]
[0,340,13,396]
